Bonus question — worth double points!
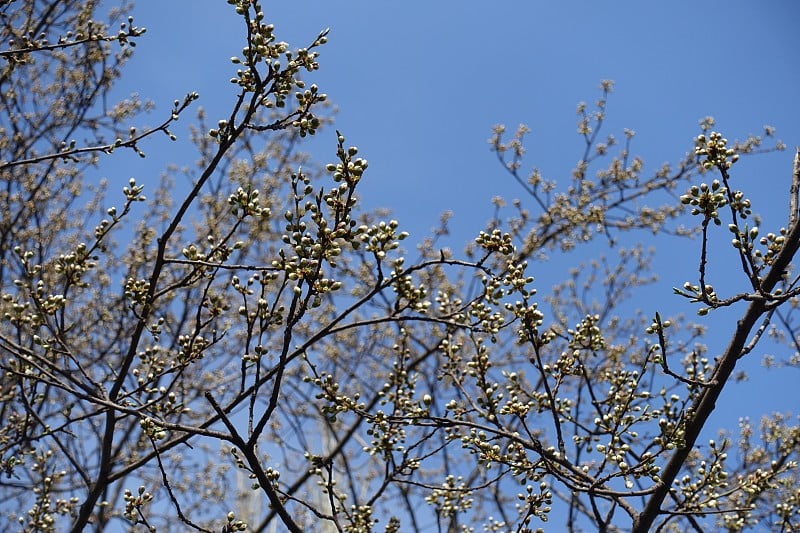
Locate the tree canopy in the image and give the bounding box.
[0,1,798,532]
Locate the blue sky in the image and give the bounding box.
[122,1,799,231]
[113,0,799,519]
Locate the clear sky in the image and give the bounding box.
[110,0,799,525]
[121,1,800,247]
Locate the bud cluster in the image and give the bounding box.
[695,131,739,170]
[680,180,727,225]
